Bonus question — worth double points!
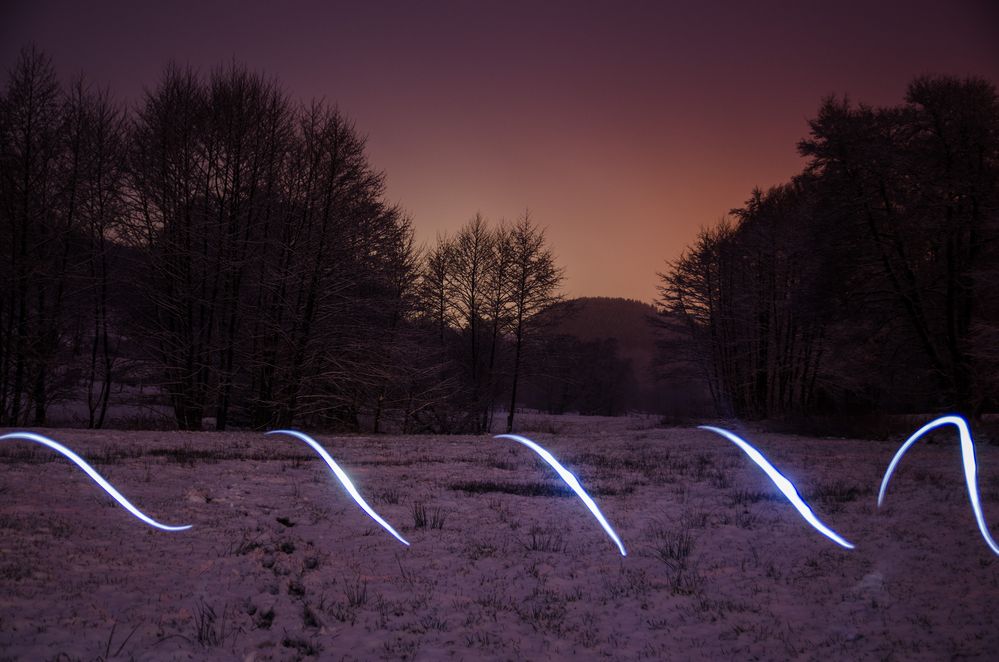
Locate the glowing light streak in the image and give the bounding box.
[0,431,191,532]
[266,429,409,546]
[878,415,999,556]
[698,426,854,549]
[495,433,627,556]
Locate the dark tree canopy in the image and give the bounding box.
[658,75,999,421]
[0,47,573,432]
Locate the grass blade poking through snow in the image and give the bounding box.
[0,431,192,532]
[495,433,627,556]
[697,426,854,549]
[266,429,410,546]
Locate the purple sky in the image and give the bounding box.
[3,0,998,301]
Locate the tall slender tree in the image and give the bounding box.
[505,213,564,432]
[61,79,129,428]
[0,47,64,425]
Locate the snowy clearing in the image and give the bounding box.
[1,416,997,660]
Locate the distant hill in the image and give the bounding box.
[546,297,659,384]
[526,296,708,415]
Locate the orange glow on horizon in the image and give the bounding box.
[4,0,997,302]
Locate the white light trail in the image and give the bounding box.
[698,426,854,549]
[496,433,627,556]
[267,430,410,546]
[878,415,999,556]
[0,431,191,532]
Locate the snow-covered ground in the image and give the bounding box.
[1,416,997,660]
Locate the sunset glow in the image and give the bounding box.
[3,1,995,302]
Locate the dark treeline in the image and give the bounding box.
[417,214,564,433]
[0,47,563,432]
[657,75,999,422]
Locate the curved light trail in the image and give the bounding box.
[698,426,854,549]
[495,433,627,556]
[878,415,999,556]
[267,429,410,546]
[0,431,191,532]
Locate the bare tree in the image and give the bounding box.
[482,221,514,430]
[204,64,293,430]
[3,48,576,433]
[0,46,64,425]
[418,233,455,346]
[128,64,418,432]
[658,76,998,422]
[656,183,829,420]
[61,78,129,428]
[370,216,419,432]
[127,64,213,430]
[656,220,734,415]
[505,213,564,432]
[448,213,495,430]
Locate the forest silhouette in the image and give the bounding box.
[657,76,999,427]
[1,46,996,433]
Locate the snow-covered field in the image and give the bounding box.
[1,416,997,660]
